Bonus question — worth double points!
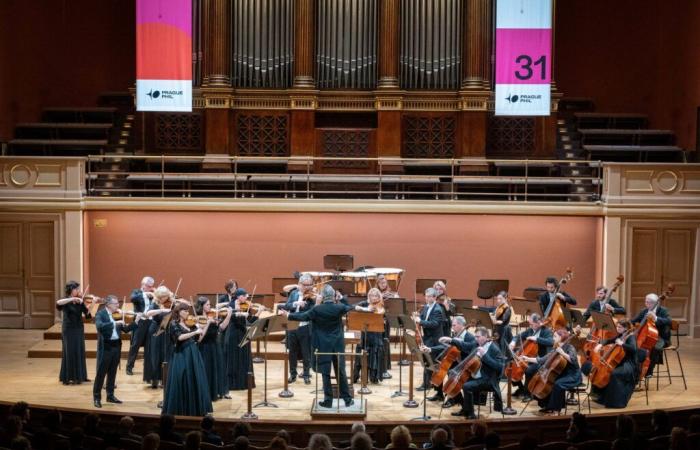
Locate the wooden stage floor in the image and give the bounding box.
[1,329,699,422]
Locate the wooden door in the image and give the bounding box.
[0,221,55,329]
[630,226,696,323]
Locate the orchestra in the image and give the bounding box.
[55,267,669,420]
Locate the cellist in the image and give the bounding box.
[509,313,554,402]
[631,293,672,378]
[583,286,626,321]
[451,327,504,419]
[538,276,577,322]
[585,319,638,408]
[521,327,582,415]
[420,316,476,407]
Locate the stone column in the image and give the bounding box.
[377,0,400,89]
[293,0,315,88]
[202,0,231,87]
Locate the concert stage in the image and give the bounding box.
[3,329,699,424]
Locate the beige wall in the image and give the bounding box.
[84,211,602,305]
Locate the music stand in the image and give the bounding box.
[347,295,367,306]
[277,315,298,398]
[510,297,538,330]
[241,315,283,408]
[403,329,435,420]
[324,254,354,272]
[462,308,495,332]
[398,314,419,405]
[415,278,446,295]
[272,277,297,299]
[347,311,385,394]
[477,279,509,307]
[591,311,617,337]
[451,299,474,316]
[329,280,356,296]
[523,287,546,301]
[569,309,587,329]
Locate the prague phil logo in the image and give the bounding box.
[146,89,161,99]
[506,94,519,103]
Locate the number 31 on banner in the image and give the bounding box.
[515,55,546,81]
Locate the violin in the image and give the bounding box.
[430,345,461,387]
[111,309,140,325]
[543,268,575,330]
[527,329,580,399]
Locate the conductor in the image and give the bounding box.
[279,284,355,408]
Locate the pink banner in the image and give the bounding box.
[496,29,551,85]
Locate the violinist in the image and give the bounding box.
[451,327,504,419]
[352,288,387,384]
[585,319,638,408]
[145,286,176,389]
[196,296,233,402]
[56,280,91,385]
[93,295,139,408]
[126,276,155,376]
[583,286,626,321]
[377,274,399,299]
[414,288,447,391]
[521,327,581,415]
[278,273,316,384]
[491,291,513,355]
[217,279,238,306]
[223,288,257,391]
[162,301,213,416]
[434,281,453,337]
[538,276,577,323]
[509,313,554,402]
[631,293,671,378]
[423,316,476,407]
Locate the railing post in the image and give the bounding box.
[161,155,165,198]
[524,159,529,202]
[378,158,383,200]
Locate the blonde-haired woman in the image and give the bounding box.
[145,286,174,388]
[352,288,387,384]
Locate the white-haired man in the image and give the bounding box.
[631,293,672,377]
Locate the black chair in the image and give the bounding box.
[564,380,591,415]
[656,319,687,390]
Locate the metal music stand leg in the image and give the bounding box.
[279,346,294,398]
[411,379,431,421]
[253,339,264,364]
[398,327,410,366]
[241,372,258,419]
[391,348,407,397]
[403,353,418,408]
[253,338,278,408]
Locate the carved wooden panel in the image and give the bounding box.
[236,114,290,156]
[318,129,372,169]
[486,116,536,157]
[402,115,456,158]
[154,113,204,152]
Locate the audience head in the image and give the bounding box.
[234,436,250,450]
[351,422,366,435]
[232,422,252,439]
[160,414,176,432]
[201,415,215,431]
[276,429,291,444]
[389,425,412,448]
[10,402,30,423]
[615,415,636,439]
[484,432,500,450]
[45,409,63,432]
[351,432,372,450]
[431,428,449,448]
[308,433,333,450]
[688,414,700,433]
[518,436,538,450]
[431,424,454,445]
[4,415,22,439]
[119,416,135,434]
[83,412,100,430]
[9,436,31,450]
[651,409,671,433]
[69,427,84,449]
[142,433,160,450]
[670,427,689,450]
[269,436,288,450]
[184,431,201,450]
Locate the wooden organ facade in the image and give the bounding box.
[144,0,559,167]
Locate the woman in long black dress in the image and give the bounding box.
[56,281,90,385]
[352,288,386,384]
[223,288,256,391]
[162,301,212,416]
[196,296,232,401]
[145,286,174,388]
[591,319,639,408]
[491,291,513,355]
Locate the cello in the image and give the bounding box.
[442,347,482,399]
[528,329,580,399]
[638,283,674,378]
[430,345,461,387]
[504,335,538,382]
[588,324,635,388]
[543,268,574,330]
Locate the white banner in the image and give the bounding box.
[136,80,192,112]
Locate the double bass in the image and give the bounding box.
[583,275,624,358]
[543,269,574,330]
[588,327,635,388]
[638,284,674,378]
[528,330,579,399]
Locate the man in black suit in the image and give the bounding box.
[631,293,672,377]
[452,326,504,419]
[125,276,155,375]
[93,295,138,408]
[278,273,315,384]
[538,277,576,322]
[583,286,626,321]
[509,313,554,402]
[280,284,355,408]
[413,287,446,391]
